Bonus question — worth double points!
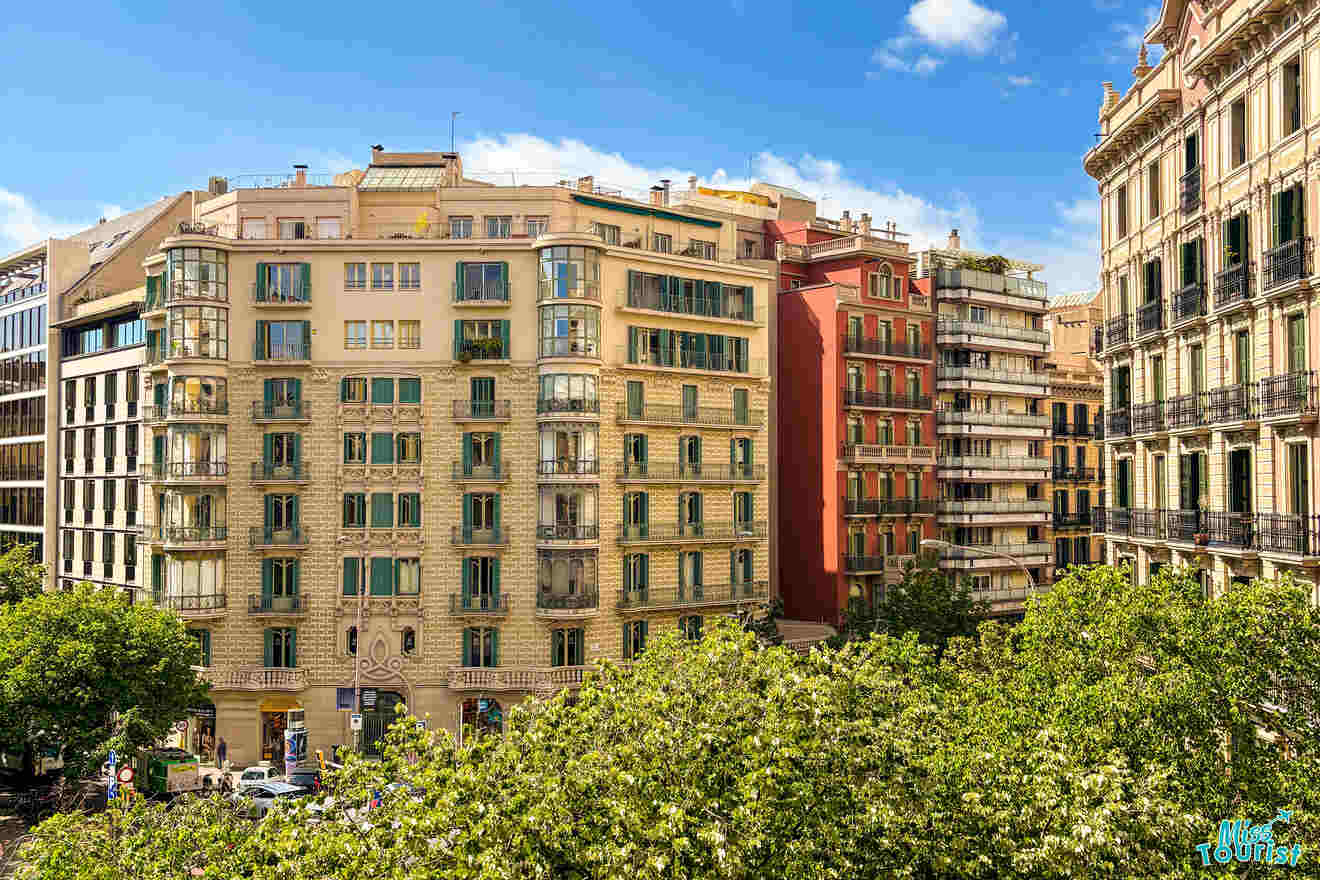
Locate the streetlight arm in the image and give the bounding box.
[919,539,1037,592]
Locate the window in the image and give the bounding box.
[686,239,716,260]
[370,263,394,291]
[1273,183,1305,247]
[539,304,600,357]
[679,615,703,640]
[343,432,366,464]
[1231,97,1247,168]
[255,319,307,360]
[1116,184,1128,238]
[398,493,422,528]
[190,629,211,667]
[486,216,512,238]
[652,232,672,253]
[371,321,394,349]
[526,216,549,237]
[1284,58,1302,136]
[465,492,498,531]
[316,217,342,240]
[623,620,648,659]
[869,266,894,299]
[742,239,760,259]
[463,556,500,606]
[593,222,620,245]
[398,263,421,290]
[345,263,366,290]
[399,320,421,349]
[276,219,307,240]
[347,626,358,656]
[264,627,296,668]
[462,627,499,666]
[450,217,473,239]
[341,377,368,403]
[241,218,267,240]
[255,264,309,304]
[550,627,584,666]
[457,320,508,360]
[401,627,416,656]
[1147,160,1160,220]
[397,432,421,463]
[344,321,367,349]
[1288,313,1306,372]
[397,558,421,594]
[343,493,366,528]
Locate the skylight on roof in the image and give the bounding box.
[359,166,448,190]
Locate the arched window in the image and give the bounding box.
[870,265,892,299]
[347,625,358,656]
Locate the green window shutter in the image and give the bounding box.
[639,620,648,650]
[263,494,274,528]
[462,433,473,474]
[694,436,702,467]
[640,434,648,465]
[622,622,629,659]
[290,495,299,526]
[492,433,501,473]
[1294,184,1306,241]
[461,627,471,666]
[343,434,352,462]
[300,263,312,301]
[399,378,421,404]
[490,629,499,667]
[263,379,275,405]
[293,377,302,401]
[342,494,351,527]
[552,629,562,666]
[370,557,393,596]
[289,629,297,667]
[499,261,509,297]
[730,550,737,584]
[291,558,301,594]
[370,492,393,527]
[146,274,158,308]
[343,558,359,596]
[340,378,350,401]
[292,434,302,465]
[299,321,311,354]
[493,493,501,529]
[255,263,267,302]
[454,320,464,358]
[743,285,754,316]
[261,559,272,597]
[462,493,473,531]
[262,433,273,465]
[1273,191,1282,247]
[492,558,501,599]
[371,378,394,404]
[455,261,466,299]
[255,320,268,358]
[371,432,394,464]
[626,270,637,303]
[263,628,274,667]
[499,320,511,358]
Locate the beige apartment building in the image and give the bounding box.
[138,150,774,762]
[915,235,1054,615]
[1087,0,1320,603]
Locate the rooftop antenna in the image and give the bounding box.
[451,111,461,152]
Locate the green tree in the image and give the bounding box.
[15,565,1320,879]
[837,554,989,650]
[0,584,210,779]
[0,542,45,605]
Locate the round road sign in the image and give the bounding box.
[117,767,135,784]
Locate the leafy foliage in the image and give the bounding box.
[835,554,989,651]
[14,566,1320,879]
[955,253,1011,274]
[0,542,45,605]
[0,583,210,778]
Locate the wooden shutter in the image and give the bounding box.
[371,378,394,404]
[453,319,464,358]
[371,432,394,464]
[300,263,312,301]
[263,628,274,667]
[498,320,511,358]
[370,492,393,528]
[1273,191,1283,247]
[255,263,267,302]
[255,320,268,358]
[342,558,358,596]
[462,433,473,474]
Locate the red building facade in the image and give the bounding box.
[770,215,937,624]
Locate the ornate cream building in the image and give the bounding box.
[1086,0,1320,603]
[139,150,774,762]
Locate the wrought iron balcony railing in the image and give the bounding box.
[1214,262,1252,309]
[1136,297,1163,336]
[1171,282,1206,323]
[1263,237,1310,290]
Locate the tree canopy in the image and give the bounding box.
[15,565,1320,879]
[835,554,989,651]
[0,543,46,606]
[0,583,210,778]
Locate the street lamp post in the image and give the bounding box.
[919,539,1038,593]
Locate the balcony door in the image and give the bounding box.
[1229,448,1252,513]
[1188,344,1204,396]
[1150,355,1164,402]
[1112,366,1131,409]
[1179,453,1206,511]
[1115,458,1132,509]
[1223,213,1248,268]
[1289,443,1309,517]
[1234,331,1251,384]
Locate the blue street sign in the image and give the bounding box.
[107,749,117,767]
[107,779,118,801]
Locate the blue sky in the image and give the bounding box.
[0,0,1162,292]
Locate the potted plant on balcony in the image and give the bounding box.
[1193,494,1210,546]
[456,347,473,364]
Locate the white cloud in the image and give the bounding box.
[870,49,942,75]
[1006,75,1034,87]
[1109,4,1164,65]
[0,188,118,256]
[906,0,1007,53]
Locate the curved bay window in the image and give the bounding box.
[168,426,227,477]
[539,304,600,358]
[537,486,598,540]
[164,555,226,605]
[162,489,227,540]
[167,247,228,302]
[538,551,598,601]
[171,376,227,416]
[168,306,228,359]
[538,424,598,475]
[538,245,600,300]
[538,373,598,414]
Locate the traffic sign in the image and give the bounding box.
[117,767,135,783]
[107,749,117,766]
[350,713,363,731]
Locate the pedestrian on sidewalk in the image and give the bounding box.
[216,737,227,768]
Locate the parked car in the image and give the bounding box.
[286,767,322,793]
[232,781,307,818]
[236,764,282,793]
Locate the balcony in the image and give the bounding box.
[1136,297,1163,337]
[452,280,510,304]
[162,525,228,546]
[839,444,936,466]
[537,523,600,543]
[1090,326,1104,356]
[1259,371,1318,421]
[617,462,765,483]
[251,282,311,307]
[1052,512,1093,529]
[1206,383,1256,424]
[936,542,1052,568]
[451,526,510,547]
[249,526,309,549]
[617,581,768,612]
[540,280,602,303]
[1105,313,1131,349]
[1171,282,1206,324]
[538,458,601,479]
[618,288,760,323]
[250,462,310,484]
[538,397,600,416]
[933,268,1048,310]
[1131,400,1165,434]
[252,400,311,421]
[449,594,511,616]
[535,589,600,617]
[205,667,307,692]
[620,346,764,376]
[843,555,886,573]
[1258,513,1320,556]
[453,399,512,421]
[937,408,1050,433]
[156,593,227,619]
[616,402,764,428]
[938,499,1050,516]
[1263,238,1310,293]
[1166,393,1206,430]
[447,666,589,693]
[457,340,508,362]
[248,594,310,615]
[936,319,1050,352]
[1051,467,1098,482]
[452,460,511,481]
[1212,267,1254,321]
[144,401,229,424]
[253,342,311,363]
[936,366,1048,393]
[617,521,768,544]
[842,389,931,410]
[1106,407,1131,438]
[843,498,936,516]
[937,455,1050,477]
[841,335,931,360]
[147,461,229,482]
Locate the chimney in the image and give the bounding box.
[841,210,851,231]
[371,144,384,157]
[207,176,228,196]
[688,175,698,191]
[948,228,961,250]
[98,217,106,225]
[577,175,594,193]
[293,164,308,187]
[859,213,872,236]
[650,186,664,207]
[660,179,671,206]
